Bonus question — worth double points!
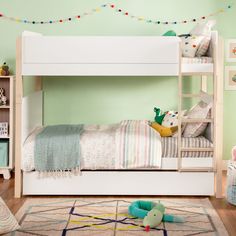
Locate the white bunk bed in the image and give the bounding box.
[15,31,223,197]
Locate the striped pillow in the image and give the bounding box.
[183,101,212,138]
[0,197,20,234]
[196,36,211,57]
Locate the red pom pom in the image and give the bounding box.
[145,225,150,232]
[59,20,63,23]
[111,4,115,8]
[125,12,128,15]
[77,15,80,19]
[193,44,197,48]
[0,14,3,17]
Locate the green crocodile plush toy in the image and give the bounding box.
[129,201,185,232]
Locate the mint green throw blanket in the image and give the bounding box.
[34,125,84,172]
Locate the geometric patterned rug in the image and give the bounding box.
[10,198,228,236]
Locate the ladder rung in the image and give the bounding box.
[181,147,214,152]
[182,72,213,76]
[181,118,213,123]
[178,167,214,172]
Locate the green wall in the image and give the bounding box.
[0,0,235,159]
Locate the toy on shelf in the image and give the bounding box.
[0,62,10,76]
[128,201,185,232]
[0,122,8,137]
[0,88,7,106]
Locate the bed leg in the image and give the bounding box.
[215,37,224,199]
[15,37,23,198]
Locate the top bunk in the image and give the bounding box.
[19,31,218,77]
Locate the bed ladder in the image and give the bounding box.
[177,72,216,173]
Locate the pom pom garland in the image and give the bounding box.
[0,2,233,25]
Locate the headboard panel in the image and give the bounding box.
[22,91,43,143]
[21,34,181,76]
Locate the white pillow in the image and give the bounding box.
[181,35,204,58]
[190,20,216,37]
[191,20,216,57]
[0,197,20,234]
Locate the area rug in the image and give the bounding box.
[10,198,228,235]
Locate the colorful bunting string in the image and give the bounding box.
[0,3,233,25]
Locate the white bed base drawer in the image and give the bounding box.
[23,171,214,196]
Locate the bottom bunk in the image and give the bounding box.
[22,122,213,171]
[21,120,215,196]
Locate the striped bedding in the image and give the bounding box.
[115,120,162,169]
[162,136,213,158]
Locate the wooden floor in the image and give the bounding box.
[1,172,236,235]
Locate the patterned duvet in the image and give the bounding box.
[21,122,213,172]
[22,121,162,172]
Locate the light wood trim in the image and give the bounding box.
[178,167,214,172]
[201,75,208,92]
[0,75,14,179]
[182,93,213,98]
[182,72,213,76]
[8,76,14,170]
[178,42,182,171]
[0,106,10,109]
[35,76,42,91]
[215,37,224,198]
[15,37,23,198]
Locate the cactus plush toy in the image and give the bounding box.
[129,201,185,232]
[154,107,166,125]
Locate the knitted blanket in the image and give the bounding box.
[34,125,84,174]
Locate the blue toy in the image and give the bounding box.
[129,200,185,232]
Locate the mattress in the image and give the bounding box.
[182,57,213,64]
[22,126,213,172]
[162,136,213,158]
[182,57,213,74]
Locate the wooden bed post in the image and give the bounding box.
[215,37,224,198]
[15,37,23,198]
[178,42,182,171]
[201,76,207,92]
[35,76,42,91]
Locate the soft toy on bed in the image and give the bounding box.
[152,107,179,137]
[151,122,177,137]
[128,201,185,232]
